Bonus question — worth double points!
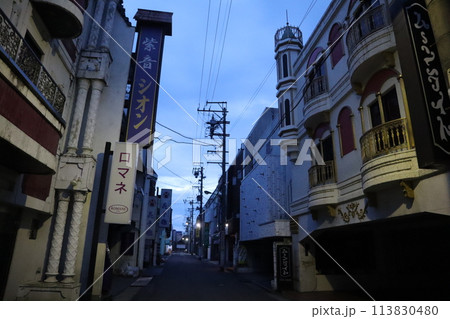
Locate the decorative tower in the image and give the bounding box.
[274,22,303,160]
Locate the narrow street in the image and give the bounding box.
[128,253,280,301]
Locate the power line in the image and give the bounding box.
[204,0,223,102]
[211,0,233,100]
[229,0,318,135]
[156,121,217,146]
[198,0,212,107]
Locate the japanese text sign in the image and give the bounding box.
[158,189,172,228]
[126,25,164,147]
[105,142,139,224]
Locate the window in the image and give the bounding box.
[304,47,328,102]
[313,123,334,163]
[369,87,401,127]
[24,32,43,60]
[284,99,291,126]
[282,54,289,78]
[337,107,356,156]
[329,23,344,67]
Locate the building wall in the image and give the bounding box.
[0,0,81,300]
[276,0,450,296]
[0,0,135,300]
[240,108,288,242]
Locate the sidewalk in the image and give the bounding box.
[233,269,370,301]
[107,266,164,301]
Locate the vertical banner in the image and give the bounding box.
[126,25,164,147]
[105,142,139,224]
[145,196,158,239]
[405,3,450,155]
[158,189,172,228]
[274,243,293,290]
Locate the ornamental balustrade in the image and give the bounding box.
[360,118,412,163]
[308,160,336,188]
[0,8,66,115]
[346,4,387,52]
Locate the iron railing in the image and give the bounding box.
[360,118,412,163]
[346,4,387,52]
[0,8,66,115]
[303,75,328,103]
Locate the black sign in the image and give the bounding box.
[276,244,292,283]
[406,3,450,155]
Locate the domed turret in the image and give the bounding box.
[274,22,303,141]
[275,23,303,51]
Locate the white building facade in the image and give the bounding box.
[239,108,290,274]
[275,0,450,299]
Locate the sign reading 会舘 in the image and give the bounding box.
[104,142,139,224]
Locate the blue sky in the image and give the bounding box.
[120,0,332,232]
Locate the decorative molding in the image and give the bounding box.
[338,201,367,223]
[400,181,414,199]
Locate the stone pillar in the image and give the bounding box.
[99,0,118,51]
[67,79,90,154]
[87,0,106,49]
[82,79,105,155]
[44,191,71,282]
[62,191,87,283]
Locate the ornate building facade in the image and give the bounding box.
[0,0,134,300]
[274,0,450,299]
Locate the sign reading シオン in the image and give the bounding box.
[105,142,139,224]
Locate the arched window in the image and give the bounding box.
[304,47,328,102]
[361,69,401,127]
[313,123,334,163]
[337,107,356,156]
[282,54,289,78]
[284,99,291,126]
[329,23,344,67]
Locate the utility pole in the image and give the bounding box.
[193,166,205,258]
[198,102,229,270]
[183,199,194,254]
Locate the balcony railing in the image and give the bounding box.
[0,8,65,115]
[360,118,412,163]
[303,75,328,102]
[309,160,336,188]
[346,4,387,52]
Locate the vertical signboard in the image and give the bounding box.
[405,3,450,156]
[126,25,164,147]
[105,142,139,224]
[274,243,293,290]
[145,196,158,239]
[158,189,172,228]
[391,0,450,167]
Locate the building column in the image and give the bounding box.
[82,79,105,155]
[62,191,87,283]
[44,191,71,283]
[67,79,90,154]
[87,0,106,49]
[99,0,118,51]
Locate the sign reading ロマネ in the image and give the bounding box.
[104,142,139,224]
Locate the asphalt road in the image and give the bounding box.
[132,253,280,301]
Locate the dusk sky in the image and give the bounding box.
[119,0,332,232]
